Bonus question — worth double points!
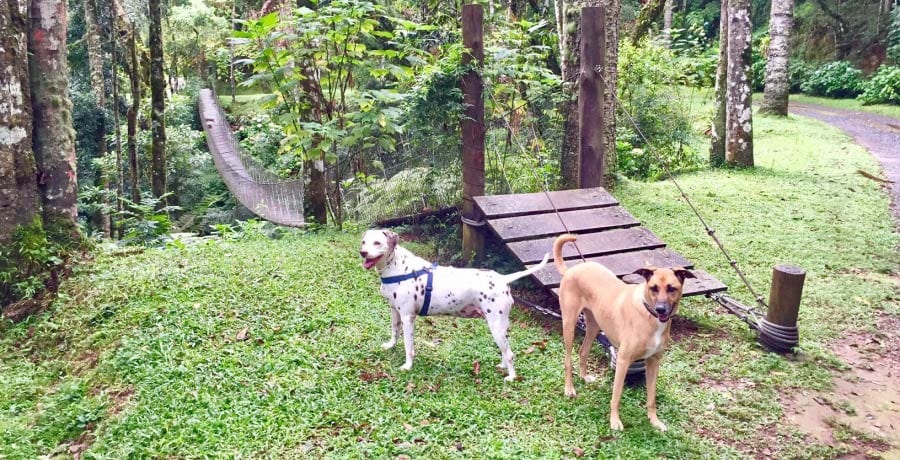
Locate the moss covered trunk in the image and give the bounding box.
[28,0,79,240]
[725,0,753,167]
[149,0,167,207]
[82,0,110,236]
[558,3,580,189]
[710,0,728,166]
[760,0,793,116]
[601,0,619,187]
[0,0,40,244]
[127,27,141,203]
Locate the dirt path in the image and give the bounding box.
[789,102,900,224]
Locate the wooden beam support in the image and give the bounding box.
[461,4,485,263]
[766,264,805,331]
[578,6,605,188]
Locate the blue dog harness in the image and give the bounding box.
[380,262,438,316]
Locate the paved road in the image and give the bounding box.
[789,102,900,224]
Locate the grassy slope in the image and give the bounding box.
[1,111,897,458]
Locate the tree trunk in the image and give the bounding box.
[725,0,753,167]
[760,0,793,116]
[601,0,619,187]
[663,0,673,46]
[28,0,79,240]
[0,0,40,243]
[148,0,167,207]
[127,27,141,203]
[559,4,580,189]
[305,157,327,224]
[82,0,110,236]
[632,0,664,44]
[710,0,728,166]
[111,3,124,226]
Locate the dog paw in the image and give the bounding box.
[564,387,577,398]
[650,419,667,432]
[496,361,508,369]
[400,362,413,371]
[583,374,597,384]
[381,341,396,350]
[504,374,516,382]
[609,418,624,431]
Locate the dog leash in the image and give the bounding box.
[380,262,438,316]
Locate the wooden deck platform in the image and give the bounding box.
[474,187,727,298]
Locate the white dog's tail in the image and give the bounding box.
[501,252,550,285]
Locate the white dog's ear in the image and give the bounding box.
[382,230,399,249]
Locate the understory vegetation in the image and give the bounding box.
[1,108,896,458]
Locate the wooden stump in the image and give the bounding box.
[461,4,485,263]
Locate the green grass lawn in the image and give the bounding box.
[786,94,900,119]
[1,111,897,458]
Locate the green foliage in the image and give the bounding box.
[888,9,900,65]
[800,61,863,98]
[114,195,180,247]
[234,2,429,168]
[857,65,900,105]
[616,41,703,180]
[0,219,63,306]
[70,80,106,187]
[346,166,461,223]
[788,59,815,93]
[233,112,288,173]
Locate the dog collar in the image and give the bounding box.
[381,262,438,316]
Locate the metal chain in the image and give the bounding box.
[596,71,768,310]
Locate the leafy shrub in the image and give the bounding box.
[616,41,703,180]
[857,66,900,105]
[789,60,814,93]
[115,195,180,247]
[346,166,461,224]
[800,61,863,98]
[0,219,63,306]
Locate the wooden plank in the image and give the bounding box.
[506,227,665,264]
[551,270,726,298]
[474,187,617,219]
[527,248,693,287]
[489,206,638,242]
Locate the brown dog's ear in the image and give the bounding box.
[382,230,399,249]
[632,267,655,281]
[673,268,696,284]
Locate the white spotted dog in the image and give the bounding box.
[360,229,549,381]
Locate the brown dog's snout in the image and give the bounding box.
[655,303,669,315]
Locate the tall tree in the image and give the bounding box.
[663,0,674,46]
[0,0,40,243]
[82,0,111,236]
[710,0,728,166]
[760,0,793,116]
[148,0,167,206]
[601,0,620,186]
[557,1,581,189]
[28,0,79,239]
[725,0,753,166]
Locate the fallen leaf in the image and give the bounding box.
[419,419,430,426]
[403,423,414,431]
[524,346,536,355]
[473,360,481,376]
[236,327,249,341]
[405,382,416,392]
[573,447,585,457]
[396,455,411,460]
[545,415,555,423]
[455,441,464,451]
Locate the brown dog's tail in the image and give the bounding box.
[553,234,577,275]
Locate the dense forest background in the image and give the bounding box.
[1,0,898,308]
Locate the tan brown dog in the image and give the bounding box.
[553,234,694,431]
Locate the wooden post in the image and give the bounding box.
[461,4,485,263]
[766,264,805,328]
[578,6,605,189]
